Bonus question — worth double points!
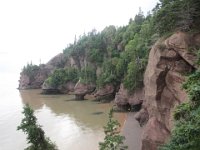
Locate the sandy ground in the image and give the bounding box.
[121,112,143,150]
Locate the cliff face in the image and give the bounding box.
[18,53,66,90]
[18,64,51,89]
[114,84,144,110]
[18,31,200,149]
[138,32,199,150]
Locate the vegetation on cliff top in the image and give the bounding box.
[42,0,200,92]
[22,63,40,81]
[62,8,154,92]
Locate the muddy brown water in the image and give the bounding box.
[0,73,142,150]
[0,87,128,150]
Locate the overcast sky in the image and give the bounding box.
[0,0,158,74]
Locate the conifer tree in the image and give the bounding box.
[17,104,57,150]
[99,109,128,150]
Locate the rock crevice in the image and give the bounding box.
[138,32,199,150]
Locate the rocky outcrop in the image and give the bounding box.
[46,53,66,69]
[141,117,170,150]
[135,108,149,126]
[114,84,144,110]
[138,32,199,150]
[18,65,51,89]
[18,53,67,90]
[94,84,116,102]
[74,80,96,100]
[42,81,75,94]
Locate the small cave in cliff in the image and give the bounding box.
[114,102,142,112]
[131,103,142,112]
[41,89,63,95]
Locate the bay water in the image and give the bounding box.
[0,72,126,150]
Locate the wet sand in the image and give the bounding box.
[121,112,143,150]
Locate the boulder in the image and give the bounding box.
[135,108,149,126]
[74,80,96,100]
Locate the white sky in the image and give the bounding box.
[0,0,158,74]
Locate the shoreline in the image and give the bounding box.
[121,112,143,150]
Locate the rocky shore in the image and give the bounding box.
[18,32,200,150]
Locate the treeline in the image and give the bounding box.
[60,0,200,92]
[62,8,155,91]
[153,0,200,35]
[24,0,200,92]
[22,0,200,92]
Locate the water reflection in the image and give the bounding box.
[19,89,44,109]
[19,89,126,150]
[19,89,118,129]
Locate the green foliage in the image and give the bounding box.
[87,48,103,64]
[62,8,155,90]
[99,109,128,150]
[22,63,40,81]
[182,71,200,90]
[196,49,200,65]
[79,66,96,84]
[46,68,79,88]
[97,58,120,88]
[160,70,200,150]
[173,102,192,121]
[17,104,57,150]
[123,61,143,91]
[153,0,200,35]
[188,84,200,104]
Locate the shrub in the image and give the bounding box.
[46,68,79,88]
[160,70,200,150]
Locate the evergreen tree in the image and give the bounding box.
[99,109,127,150]
[17,104,57,150]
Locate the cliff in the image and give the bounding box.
[18,53,65,90]
[18,31,200,149]
[137,32,200,150]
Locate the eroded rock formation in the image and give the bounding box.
[42,81,75,94]
[18,53,66,90]
[115,84,144,110]
[138,32,199,150]
[94,84,116,102]
[74,80,96,100]
[18,65,51,89]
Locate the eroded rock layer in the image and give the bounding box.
[138,32,199,150]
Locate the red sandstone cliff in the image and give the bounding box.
[137,32,200,150]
